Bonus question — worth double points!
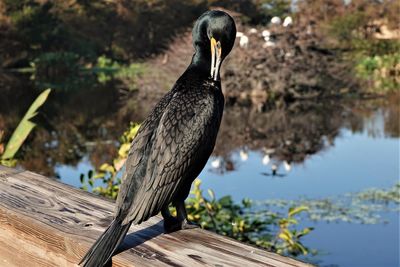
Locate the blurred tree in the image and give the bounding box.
[0,0,297,69]
[0,0,207,68]
[207,0,291,24]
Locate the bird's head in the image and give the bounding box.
[192,10,236,81]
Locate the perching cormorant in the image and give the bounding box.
[79,10,236,267]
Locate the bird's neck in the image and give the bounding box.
[189,49,214,79]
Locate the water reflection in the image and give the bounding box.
[212,95,399,173]
[0,72,398,178]
[0,73,131,175]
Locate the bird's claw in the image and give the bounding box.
[181,219,200,230]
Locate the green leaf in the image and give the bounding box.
[294,242,308,255]
[93,172,106,179]
[242,198,252,208]
[0,158,17,167]
[219,195,232,206]
[287,218,298,225]
[118,143,131,157]
[297,227,314,238]
[208,189,215,200]
[288,206,309,217]
[278,231,292,243]
[99,163,115,174]
[1,89,51,159]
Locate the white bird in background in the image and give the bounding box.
[262,154,270,165]
[261,30,275,47]
[283,161,292,172]
[261,30,271,38]
[211,158,221,168]
[240,149,249,161]
[263,40,275,48]
[262,30,271,42]
[249,28,258,34]
[236,32,249,48]
[240,35,249,48]
[271,16,281,25]
[283,16,293,27]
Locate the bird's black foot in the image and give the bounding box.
[163,216,181,233]
[163,201,200,233]
[163,217,200,233]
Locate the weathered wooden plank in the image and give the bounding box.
[0,165,312,267]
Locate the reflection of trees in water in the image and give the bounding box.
[384,94,400,138]
[212,95,399,173]
[0,73,398,177]
[0,73,138,176]
[340,94,400,139]
[212,101,343,173]
[0,73,41,133]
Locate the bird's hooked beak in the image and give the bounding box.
[210,37,222,81]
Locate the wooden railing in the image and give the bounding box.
[0,165,312,267]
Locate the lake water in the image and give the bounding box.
[1,73,399,267]
[201,120,399,267]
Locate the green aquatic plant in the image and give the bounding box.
[0,88,52,167]
[259,183,400,224]
[356,183,400,204]
[180,179,314,256]
[274,206,314,256]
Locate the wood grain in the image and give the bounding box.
[0,165,313,267]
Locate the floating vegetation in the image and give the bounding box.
[258,183,400,224]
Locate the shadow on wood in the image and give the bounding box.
[0,165,313,267]
[118,222,164,251]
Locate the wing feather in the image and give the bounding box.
[115,90,175,219]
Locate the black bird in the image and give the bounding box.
[79,10,236,267]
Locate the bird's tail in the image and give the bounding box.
[79,219,132,267]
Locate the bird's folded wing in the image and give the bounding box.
[115,91,174,220]
[118,91,211,225]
